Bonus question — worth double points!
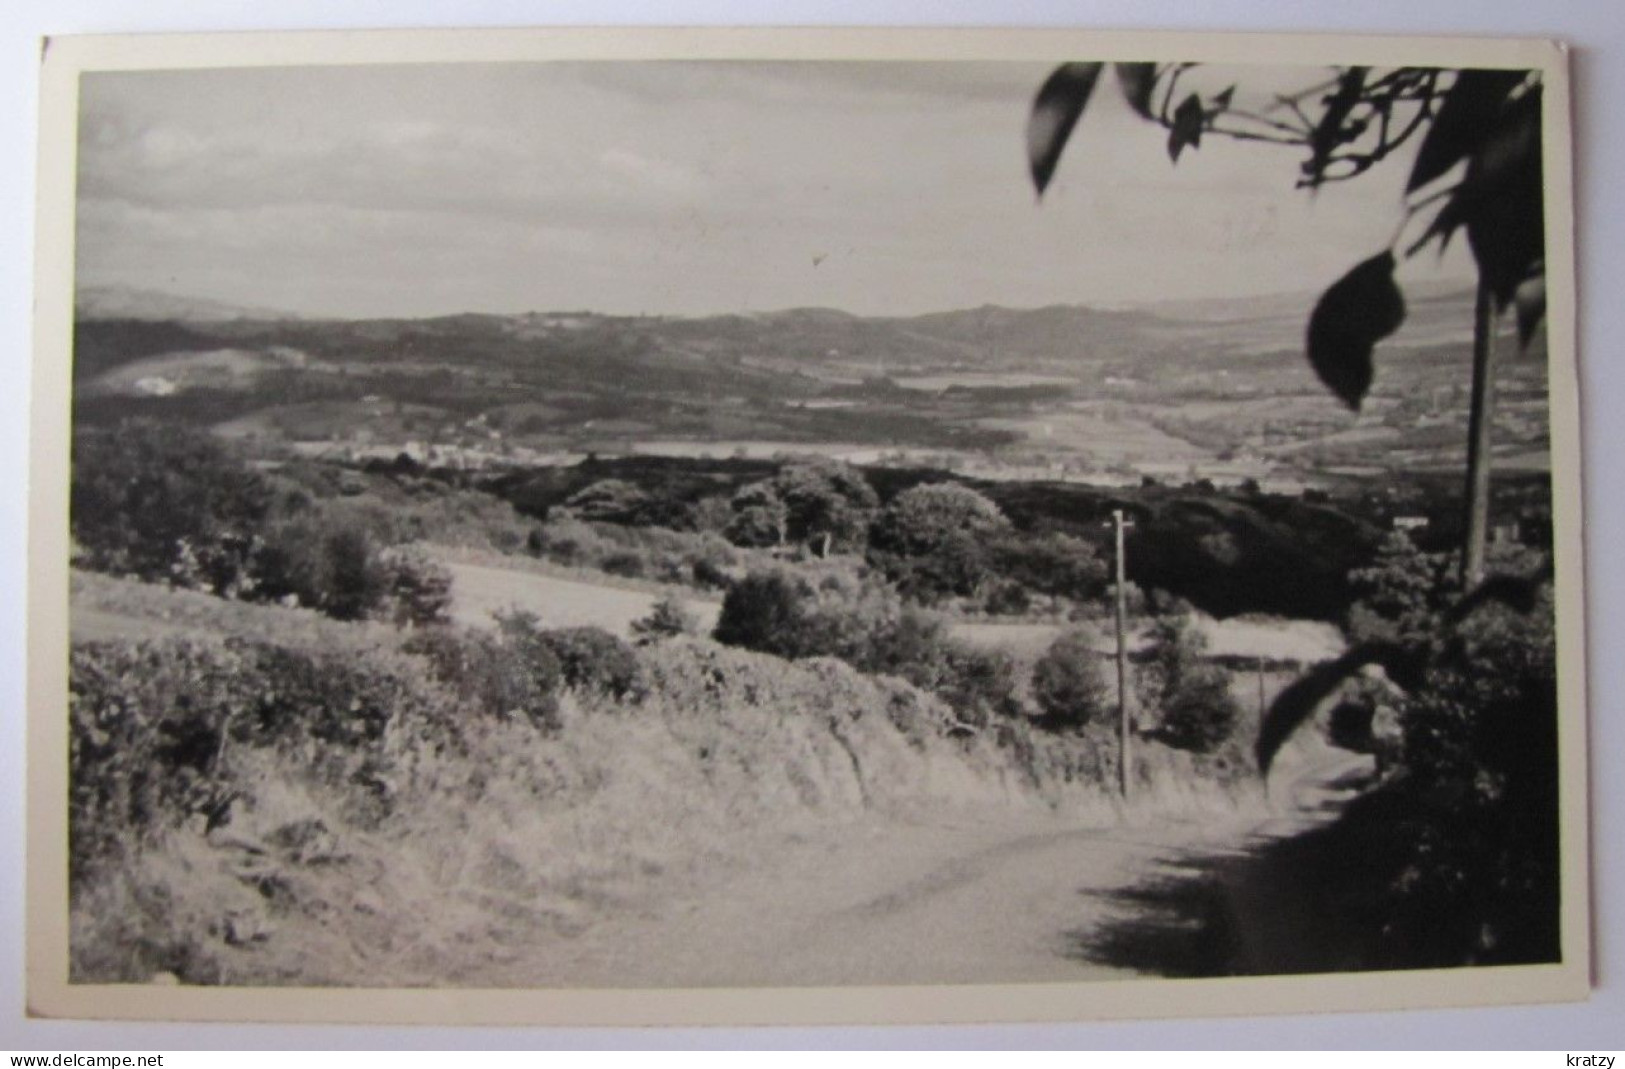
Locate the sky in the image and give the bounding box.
[74,60,1478,319]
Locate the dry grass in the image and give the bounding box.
[68,571,1291,987]
[70,569,404,652]
[67,622,1126,987]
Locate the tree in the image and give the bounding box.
[1028,63,1546,589]
[992,530,1109,601]
[773,460,879,556]
[724,481,788,548]
[868,482,1011,601]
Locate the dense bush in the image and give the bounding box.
[69,637,469,881]
[404,625,560,727]
[498,613,643,701]
[563,479,650,524]
[1032,629,1113,731]
[1379,587,1560,966]
[908,642,1026,728]
[253,512,391,621]
[73,424,463,627]
[1256,545,1562,969]
[992,531,1109,603]
[632,595,699,642]
[724,481,788,549]
[713,567,1025,728]
[1344,531,1457,649]
[522,517,746,591]
[713,570,810,658]
[1136,617,1240,755]
[72,422,273,595]
[381,548,455,628]
[868,483,1012,602]
[600,551,647,578]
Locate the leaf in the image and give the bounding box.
[1444,572,1547,625]
[1406,69,1526,194]
[1305,251,1407,411]
[1167,93,1205,163]
[1413,191,1467,255]
[1027,62,1104,196]
[1257,642,1409,776]
[1306,67,1369,183]
[1514,274,1547,349]
[1464,87,1545,309]
[1114,62,1158,119]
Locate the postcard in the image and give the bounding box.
[26,25,1588,1025]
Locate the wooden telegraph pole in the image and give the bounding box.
[1461,279,1499,590]
[1110,510,1133,802]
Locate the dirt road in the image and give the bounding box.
[480,749,1372,989]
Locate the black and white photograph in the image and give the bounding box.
[24,27,1588,1025]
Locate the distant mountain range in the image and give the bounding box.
[69,276,1545,480]
[76,279,1478,336]
[75,286,302,323]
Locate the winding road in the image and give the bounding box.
[481,747,1375,989]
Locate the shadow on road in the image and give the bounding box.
[1065,769,1406,978]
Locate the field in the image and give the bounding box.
[70,282,1551,483]
[436,556,723,635]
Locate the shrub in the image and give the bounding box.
[724,481,788,549]
[981,579,1032,616]
[868,482,1011,602]
[254,513,391,622]
[405,625,560,727]
[69,639,255,879]
[600,551,647,579]
[318,525,390,621]
[1382,588,1560,965]
[1032,629,1113,731]
[71,422,273,595]
[714,567,1026,727]
[921,643,1025,728]
[683,494,736,535]
[1136,616,1240,754]
[564,479,650,524]
[690,553,735,591]
[992,531,1109,602]
[498,613,642,701]
[68,636,468,881]
[632,595,698,642]
[713,570,807,658]
[381,549,455,628]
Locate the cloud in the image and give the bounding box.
[72,60,1471,319]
